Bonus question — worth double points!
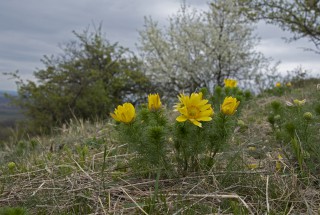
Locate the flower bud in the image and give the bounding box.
[7,162,16,170]
[237,119,245,127]
[303,150,310,159]
[224,79,238,88]
[148,93,162,111]
[303,112,313,120]
[274,115,281,121]
[221,96,240,115]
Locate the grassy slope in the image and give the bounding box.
[0,79,319,214]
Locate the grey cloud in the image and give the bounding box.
[257,39,317,62]
[255,21,320,74]
[0,0,319,91]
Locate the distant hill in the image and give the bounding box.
[0,90,17,96]
[0,91,17,109]
[0,91,24,124]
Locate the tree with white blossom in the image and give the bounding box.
[138,0,271,97]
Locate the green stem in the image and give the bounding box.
[192,127,202,170]
[183,145,188,171]
[292,137,304,173]
[303,122,309,144]
[153,169,161,204]
[222,114,228,140]
[207,114,228,166]
[101,143,107,189]
[216,114,228,154]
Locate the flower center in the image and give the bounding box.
[188,105,200,118]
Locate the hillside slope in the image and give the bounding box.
[0,79,319,214]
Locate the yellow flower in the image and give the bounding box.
[221,96,240,115]
[248,146,256,151]
[276,154,283,171]
[293,99,306,106]
[148,93,162,111]
[286,82,292,87]
[275,161,281,171]
[248,163,258,170]
[276,82,281,87]
[175,92,213,127]
[224,79,238,88]
[110,103,135,123]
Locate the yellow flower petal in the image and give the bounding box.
[148,93,162,110]
[200,103,211,111]
[110,113,119,121]
[199,109,213,117]
[197,116,212,121]
[176,115,188,122]
[197,99,208,106]
[189,119,202,127]
[178,106,188,116]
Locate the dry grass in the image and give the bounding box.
[1,161,317,214]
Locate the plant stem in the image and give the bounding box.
[153,169,161,205]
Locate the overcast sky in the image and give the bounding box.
[1,0,319,91]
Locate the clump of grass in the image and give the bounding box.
[267,93,320,175]
[0,207,28,215]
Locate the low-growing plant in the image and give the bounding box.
[111,95,170,176]
[111,81,243,176]
[210,79,251,113]
[267,97,320,175]
[263,81,293,97]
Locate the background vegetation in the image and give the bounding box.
[7,27,150,134]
